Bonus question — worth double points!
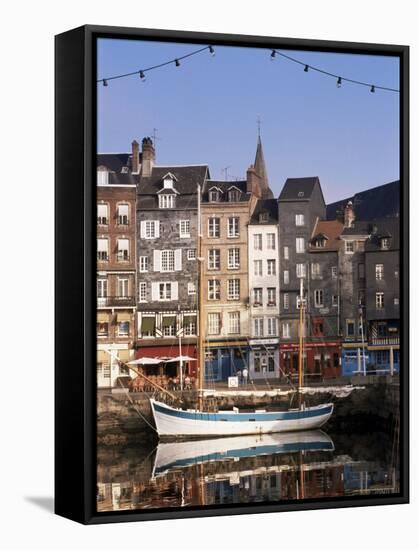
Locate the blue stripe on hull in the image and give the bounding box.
[153,402,333,422]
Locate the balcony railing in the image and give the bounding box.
[97,295,136,307]
[370,337,400,346]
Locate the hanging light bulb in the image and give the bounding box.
[139,70,146,81]
[370,85,375,93]
[304,65,309,72]
[103,79,108,87]
[175,59,180,67]
[209,45,215,56]
[270,49,276,61]
[336,77,342,88]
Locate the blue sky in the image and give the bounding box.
[97,39,400,203]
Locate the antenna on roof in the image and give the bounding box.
[151,128,161,143]
[221,166,231,181]
[256,115,262,139]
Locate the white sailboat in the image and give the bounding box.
[150,185,334,439]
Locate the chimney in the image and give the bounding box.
[246,165,262,197]
[344,201,355,228]
[131,140,140,173]
[141,137,155,177]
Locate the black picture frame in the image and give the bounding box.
[55,24,409,525]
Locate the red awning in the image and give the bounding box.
[136,345,197,360]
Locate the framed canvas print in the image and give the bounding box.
[55,25,409,524]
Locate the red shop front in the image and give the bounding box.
[136,344,198,377]
[280,341,342,381]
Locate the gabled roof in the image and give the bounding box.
[97,153,132,173]
[138,165,209,195]
[310,220,344,251]
[326,180,400,221]
[250,198,278,224]
[365,218,400,252]
[202,180,250,202]
[278,177,321,201]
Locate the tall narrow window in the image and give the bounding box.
[208,217,220,238]
[118,278,129,298]
[139,256,148,272]
[97,279,108,302]
[267,288,276,306]
[283,270,289,284]
[254,318,264,337]
[296,237,305,253]
[228,217,239,238]
[228,312,240,334]
[296,263,306,278]
[345,241,354,253]
[375,264,384,280]
[376,292,384,309]
[208,249,221,270]
[282,323,290,339]
[117,239,129,261]
[97,204,108,225]
[331,266,338,279]
[267,317,277,336]
[267,233,276,250]
[283,293,289,310]
[139,282,147,302]
[117,204,129,225]
[253,287,263,306]
[283,246,289,259]
[97,239,109,261]
[295,214,305,226]
[187,282,196,296]
[254,260,263,276]
[208,313,221,335]
[179,220,190,238]
[267,259,276,276]
[314,289,324,307]
[161,250,175,272]
[208,279,220,300]
[158,194,175,209]
[228,279,240,300]
[228,248,240,269]
[311,263,321,278]
[254,234,262,250]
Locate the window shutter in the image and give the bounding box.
[151,283,159,301]
[140,221,146,238]
[155,221,160,238]
[171,282,178,301]
[153,250,161,272]
[174,249,182,271]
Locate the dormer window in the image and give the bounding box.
[314,236,327,248]
[298,191,304,198]
[228,188,241,202]
[159,194,175,209]
[121,166,129,174]
[163,177,174,189]
[97,168,109,186]
[259,212,269,223]
[381,237,390,250]
[209,188,221,202]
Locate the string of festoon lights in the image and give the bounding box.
[97,44,399,94]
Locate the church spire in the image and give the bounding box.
[254,135,273,198]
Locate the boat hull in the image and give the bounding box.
[150,399,334,439]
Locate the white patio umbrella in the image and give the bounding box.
[163,356,197,363]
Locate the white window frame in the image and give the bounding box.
[161,250,175,272]
[97,203,108,225]
[208,217,220,238]
[228,248,240,269]
[208,313,221,335]
[283,246,289,260]
[283,293,289,310]
[117,203,129,225]
[267,317,277,336]
[139,282,147,302]
[254,317,264,337]
[253,287,263,306]
[159,282,172,301]
[97,278,108,298]
[267,259,276,276]
[376,292,384,309]
[295,214,305,226]
[187,249,196,260]
[314,289,324,308]
[117,278,129,298]
[345,240,355,254]
[228,311,240,334]
[139,256,148,272]
[267,233,276,250]
[179,220,191,238]
[187,282,196,296]
[283,270,289,284]
[254,260,263,277]
[208,279,220,300]
[375,264,384,280]
[208,249,220,270]
[228,217,240,238]
[254,234,263,250]
[296,237,305,254]
[158,194,175,209]
[228,279,240,300]
[296,263,306,278]
[267,287,276,306]
[331,266,338,279]
[282,322,290,339]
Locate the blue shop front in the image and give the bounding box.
[204,341,250,382]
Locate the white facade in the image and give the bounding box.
[248,222,280,379]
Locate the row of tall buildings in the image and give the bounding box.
[96,136,400,388]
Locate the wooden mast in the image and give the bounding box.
[197,183,204,411]
[298,277,304,408]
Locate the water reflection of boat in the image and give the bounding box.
[152,430,334,478]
